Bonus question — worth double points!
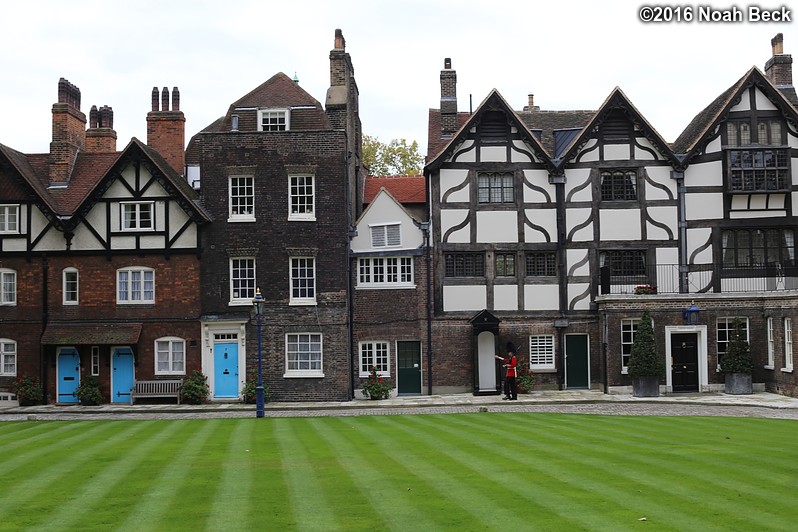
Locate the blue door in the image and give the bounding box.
[57,349,80,404]
[214,342,239,398]
[112,348,136,403]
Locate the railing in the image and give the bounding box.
[599,264,798,295]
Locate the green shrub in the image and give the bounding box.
[75,375,104,405]
[721,318,753,375]
[516,358,536,393]
[361,367,391,400]
[242,368,269,404]
[628,311,664,379]
[14,375,44,406]
[180,370,210,404]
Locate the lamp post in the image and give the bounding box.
[253,288,265,418]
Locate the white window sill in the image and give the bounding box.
[358,372,391,378]
[283,371,324,378]
[63,301,79,306]
[289,299,317,306]
[228,216,256,223]
[781,368,793,373]
[155,372,186,376]
[117,301,155,306]
[764,365,775,370]
[356,284,416,290]
[532,367,557,373]
[288,215,316,222]
[621,368,629,375]
[229,300,254,307]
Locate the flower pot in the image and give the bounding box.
[632,376,660,397]
[725,373,752,395]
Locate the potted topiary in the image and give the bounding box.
[13,375,44,406]
[74,375,104,405]
[721,318,753,395]
[628,311,664,397]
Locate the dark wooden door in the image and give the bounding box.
[671,333,699,392]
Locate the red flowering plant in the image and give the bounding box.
[361,367,391,400]
[515,358,536,394]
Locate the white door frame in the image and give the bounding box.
[664,325,709,392]
[201,321,247,400]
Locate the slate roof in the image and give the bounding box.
[363,175,425,205]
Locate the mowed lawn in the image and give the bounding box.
[1,413,797,531]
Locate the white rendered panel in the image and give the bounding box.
[522,169,554,202]
[523,209,557,243]
[493,285,518,311]
[686,227,713,264]
[451,140,476,163]
[565,169,592,202]
[480,146,507,162]
[4,239,25,252]
[524,284,559,311]
[511,141,533,163]
[685,193,724,220]
[568,283,591,310]
[754,87,778,111]
[566,249,590,276]
[684,160,723,187]
[70,225,104,250]
[141,178,166,198]
[634,138,659,160]
[729,90,751,112]
[657,247,679,264]
[439,169,470,203]
[575,139,599,162]
[32,226,66,251]
[567,208,594,242]
[645,168,677,200]
[730,210,787,219]
[351,191,423,252]
[440,210,470,243]
[477,211,518,243]
[646,206,678,240]
[603,144,630,161]
[600,209,641,241]
[443,285,487,311]
[704,135,722,155]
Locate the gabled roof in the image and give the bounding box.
[363,175,425,205]
[555,87,681,170]
[356,186,417,226]
[425,89,552,173]
[672,67,798,158]
[516,110,595,157]
[0,144,59,217]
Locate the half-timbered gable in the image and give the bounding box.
[558,88,681,305]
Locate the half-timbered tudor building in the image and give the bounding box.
[0,79,209,404]
[186,30,362,401]
[425,34,798,397]
[352,177,430,397]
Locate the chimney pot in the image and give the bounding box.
[772,33,784,55]
[151,87,159,111]
[89,105,99,128]
[161,87,169,112]
[172,87,180,111]
[334,28,345,50]
[444,58,451,69]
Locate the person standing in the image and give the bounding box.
[495,343,518,400]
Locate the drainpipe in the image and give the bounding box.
[421,220,433,396]
[344,135,356,400]
[40,255,49,403]
[672,170,687,293]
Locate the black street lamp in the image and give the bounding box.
[253,287,265,417]
[683,301,700,325]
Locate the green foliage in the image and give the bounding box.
[75,375,104,406]
[180,370,210,404]
[516,358,536,393]
[361,367,391,399]
[628,311,664,379]
[362,135,424,176]
[242,368,269,404]
[721,318,754,375]
[13,375,44,406]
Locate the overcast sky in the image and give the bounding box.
[0,1,794,155]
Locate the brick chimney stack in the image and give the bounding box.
[49,78,87,185]
[85,104,117,152]
[440,58,458,138]
[147,86,185,175]
[765,33,793,87]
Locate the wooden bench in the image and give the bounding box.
[130,380,183,405]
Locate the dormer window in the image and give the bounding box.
[258,109,289,131]
[725,119,789,192]
[121,202,154,231]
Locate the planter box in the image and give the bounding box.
[632,376,660,397]
[725,373,753,395]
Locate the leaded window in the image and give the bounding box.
[445,253,485,277]
[477,172,514,203]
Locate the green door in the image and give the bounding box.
[565,334,590,389]
[397,341,422,395]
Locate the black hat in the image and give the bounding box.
[506,342,515,353]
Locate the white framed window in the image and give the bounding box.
[529,335,555,371]
[0,205,19,233]
[290,257,316,305]
[63,268,79,305]
[117,267,154,304]
[289,175,315,220]
[767,317,775,368]
[357,257,414,288]
[0,269,16,305]
[0,339,16,376]
[370,223,401,248]
[285,333,323,377]
[230,258,256,305]
[359,341,390,376]
[784,317,793,372]
[121,202,154,231]
[717,317,749,369]
[258,109,289,131]
[155,337,185,375]
[91,346,100,376]
[228,176,255,221]
[621,318,640,373]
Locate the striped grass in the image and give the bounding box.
[1,413,797,531]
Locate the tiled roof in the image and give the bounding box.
[41,322,142,345]
[46,151,120,215]
[364,175,425,205]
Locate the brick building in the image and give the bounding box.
[0,79,209,403]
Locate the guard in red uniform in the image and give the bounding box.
[495,343,518,400]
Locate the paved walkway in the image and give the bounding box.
[3,390,798,421]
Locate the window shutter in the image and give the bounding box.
[386,224,401,246]
[371,226,386,247]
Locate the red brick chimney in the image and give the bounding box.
[440,58,458,138]
[765,33,793,87]
[85,104,117,152]
[147,86,185,175]
[49,78,86,185]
